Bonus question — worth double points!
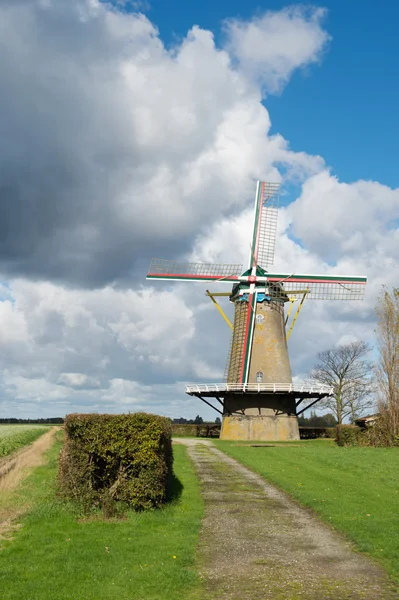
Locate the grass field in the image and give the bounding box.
[0,425,49,457]
[215,439,399,586]
[0,433,204,600]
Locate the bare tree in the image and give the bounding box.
[373,287,399,444]
[309,341,374,424]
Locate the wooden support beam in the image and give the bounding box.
[197,395,224,415]
[206,290,233,329]
[284,298,295,326]
[286,290,308,341]
[296,396,324,416]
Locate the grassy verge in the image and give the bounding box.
[215,439,399,585]
[0,425,49,457]
[0,433,204,600]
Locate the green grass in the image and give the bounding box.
[215,439,399,586]
[0,425,49,457]
[0,434,204,600]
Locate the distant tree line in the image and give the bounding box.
[297,411,337,428]
[172,415,204,425]
[172,415,222,425]
[0,417,64,424]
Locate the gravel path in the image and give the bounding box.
[175,439,396,600]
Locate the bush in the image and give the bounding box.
[364,411,399,447]
[325,427,337,439]
[298,427,336,439]
[59,413,173,512]
[335,424,368,446]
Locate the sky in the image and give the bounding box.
[0,0,397,420]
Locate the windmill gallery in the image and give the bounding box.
[147,181,367,441]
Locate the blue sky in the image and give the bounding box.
[128,0,399,187]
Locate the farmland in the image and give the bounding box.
[0,425,49,457]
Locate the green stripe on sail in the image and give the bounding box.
[266,273,367,283]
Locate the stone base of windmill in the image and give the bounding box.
[220,394,300,441]
[186,385,332,442]
[220,413,300,441]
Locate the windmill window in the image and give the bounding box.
[256,314,265,324]
[256,371,263,383]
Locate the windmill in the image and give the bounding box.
[146,181,367,441]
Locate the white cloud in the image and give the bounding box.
[284,171,399,315]
[224,6,330,94]
[0,1,397,420]
[288,171,399,263]
[58,373,102,389]
[0,0,326,286]
[0,281,196,377]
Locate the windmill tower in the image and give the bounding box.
[147,181,367,441]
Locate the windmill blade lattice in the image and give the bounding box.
[266,275,367,301]
[251,181,280,269]
[223,332,233,382]
[227,290,257,384]
[239,291,257,383]
[147,259,242,282]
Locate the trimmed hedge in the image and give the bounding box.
[299,427,336,439]
[171,423,221,437]
[335,424,367,446]
[196,424,221,438]
[171,424,198,437]
[59,413,173,512]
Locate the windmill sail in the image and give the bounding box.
[265,273,367,301]
[223,333,233,382]
[250,181,280,269]
[227,290,257,384]
[239,291,257,383]
[147,259,242,283]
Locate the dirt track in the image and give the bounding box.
[0,427,58,541]
[176,439,396,600]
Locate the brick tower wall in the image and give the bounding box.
[249,301,292,384]
[227,299,292,384]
